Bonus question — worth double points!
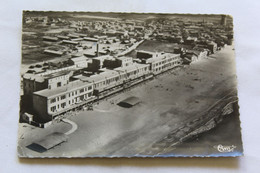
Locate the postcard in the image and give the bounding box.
[17,11,243,157]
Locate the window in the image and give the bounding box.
[80,89,84,93]
[61,95,66,100]
[50,98,56,103]
[88,92,92,97]
[57,82,61,87]
[80,95,84,101]
[61,102,66,108]
[50,106,56,112]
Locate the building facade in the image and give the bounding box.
[33,80,93,121]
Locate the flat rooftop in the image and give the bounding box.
[114,63,149,72]
[87,69,119,83]
[42,70,71,79]
[146,53,180,63]
[23,73,45,83]
[34,79,92,98]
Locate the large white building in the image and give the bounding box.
[33,79,93,121]
[146,52,182,74]
[24,51,182,123]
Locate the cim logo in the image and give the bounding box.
[214,144,236,153]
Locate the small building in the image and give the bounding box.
[43,36,58,42]
[57,35,70,40]
[183,52,198,64]
[184,37,197,45]
[67,34,80,39]
[192,49,208,60]
[44,49,64,56]
[21,112,34,123]
[182,49,208,64]
[71,38,84,41]
[134,26,145,31]
[83,37,98,42]
[68,56,89,68]
[117,96,141,108]
[76,33,88,37]
[62,40,79,45]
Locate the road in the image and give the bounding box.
[62,119,78,135]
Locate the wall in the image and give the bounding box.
[32,94,49,121]
[47,73,70,90]
[46,83,94,115]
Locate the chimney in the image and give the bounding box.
[96,43,99,57]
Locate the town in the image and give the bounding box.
[18,12,241,157]
[20,12,233,127]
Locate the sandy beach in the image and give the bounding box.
[18,45,238,157]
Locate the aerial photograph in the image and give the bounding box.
[17,11,243,157]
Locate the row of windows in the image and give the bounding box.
[153,56,179,68]
[154,59,175,67]
[154,61,179,72]
[50,93,93,112]
[50,86,93,103]
[50,94,66,103]
[50,102,66,112]
[94,67,148,88]
[49,75,69,82]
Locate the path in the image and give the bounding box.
[62,119,78,135]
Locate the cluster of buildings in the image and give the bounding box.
[21,13,233,126]
[25,14,232,50]
[21,46,182,124]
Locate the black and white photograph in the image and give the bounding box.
[17,11,243,158]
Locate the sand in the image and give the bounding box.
[18,45,238,157]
